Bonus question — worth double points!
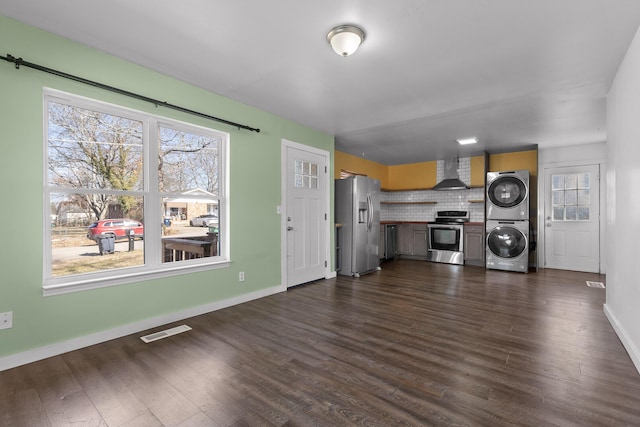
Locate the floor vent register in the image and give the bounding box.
[586,281,605,289]
[140,324,192,343]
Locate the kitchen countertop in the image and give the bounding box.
[381,221,429,224]
[380,221,486,225]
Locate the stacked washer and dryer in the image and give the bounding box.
[485,170,530,273]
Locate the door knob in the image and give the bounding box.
[287,226,294,231]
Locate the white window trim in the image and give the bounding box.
[42,88,230,296]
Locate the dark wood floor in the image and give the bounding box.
[2,260,640,426]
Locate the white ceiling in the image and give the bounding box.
[2,0,640,165]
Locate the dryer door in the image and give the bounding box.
[487,176,527,208]
[487,225,527,259]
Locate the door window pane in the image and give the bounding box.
[550,173,590,221]
[577,173,590,189]
[564,190,577,205]
[552,175,565,190]
[564,174,577,189]
[294,160,319,189]
[578,207,590,220]
[577,189,590,205]
[552,191,564,205]
[553,207,565,221]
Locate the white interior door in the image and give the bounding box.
[544,164,600,272]
[283,142,328,287]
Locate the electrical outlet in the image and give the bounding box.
[239,272,245,282]
[0,311,13,330]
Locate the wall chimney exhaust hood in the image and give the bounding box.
[432,158,469,191]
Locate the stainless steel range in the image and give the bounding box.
[427,210,469,265]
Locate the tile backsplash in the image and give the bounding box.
[381,157,485,222]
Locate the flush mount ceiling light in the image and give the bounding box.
[457,137,478,145]
[327,24,365,57]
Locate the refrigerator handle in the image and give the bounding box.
[367,194,373,232]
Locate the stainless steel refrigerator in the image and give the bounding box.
[335,176,381,277]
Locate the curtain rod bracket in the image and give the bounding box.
[7,54,23,69]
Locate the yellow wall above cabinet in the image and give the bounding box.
[469,155,486,187]
[489,150,537,175]
[334,151,389,187]
[334,150,536,191]
[386,161,437,190]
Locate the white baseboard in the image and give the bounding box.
[0,285,283,372]
[604,303,640,375]
[326,270,337,279]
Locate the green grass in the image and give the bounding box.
[52,250,144,276]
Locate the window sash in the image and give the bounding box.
[43,88,229,294]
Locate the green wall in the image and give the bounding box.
[0,15,334,360]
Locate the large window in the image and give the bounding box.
[44,89,229,294]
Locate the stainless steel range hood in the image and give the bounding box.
[432,158,469,191]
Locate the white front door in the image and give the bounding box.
[283,141,328,287]
[543,164,600,272]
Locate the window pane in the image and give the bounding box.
[552,175,564,190]
[552,190,564,205]
[578,172,591,188]
[564,189,577,205]
[47,101,143,191]
[564,174,577,189]
[50,193,144,277]
[577,173,590,189]
[578,207,590,220]
[161,201,219,263]
[577,189,590,205]
[566,206,577,220]
[158,126,220,194]
[553,207,565,220]
[295,160,303,174]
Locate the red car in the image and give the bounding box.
[87,218,144,242]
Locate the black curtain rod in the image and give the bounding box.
[1,53,261,133]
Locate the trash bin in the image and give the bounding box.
[97,235,115,255]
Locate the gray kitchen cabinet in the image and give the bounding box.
[397,224,414,255]
[464,223,485,266]
[398,223,428,260]
[413,224,428,257]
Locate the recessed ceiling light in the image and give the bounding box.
[457,137,478,145]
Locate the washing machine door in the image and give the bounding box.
[487,176,527,208]
[487,225,527,258]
